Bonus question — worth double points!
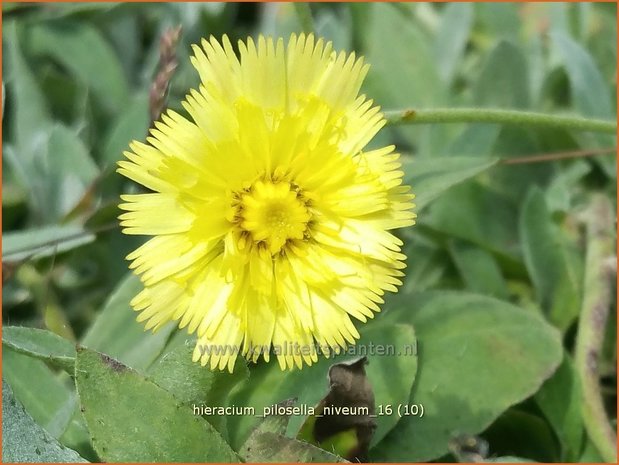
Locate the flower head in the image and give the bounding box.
[118,34,415,371]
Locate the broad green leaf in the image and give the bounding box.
[241,431,347,463]
[372,291,563,461]
[580,438,605,462]
[75,347,238,462]
[545,160,591,213]
[486,457,538,463]
[474,40,530,109]
[583,3,617,87]
[3,348,72,439]
[477,3,521,41]
[28,21,129,114]
[3,126,99,222]
[81,273,175,371]
[364,3,444,109]
[2,327,76,373]
[448,124,501,157]
[550,32,613,119]
[239,399,347,462]
[488,126,549,204]
[260,3,302,39]
[548,2,571,35]
[550,31,616,176]
[3,22,56,220]
[314,8,352,51]
[229,324,417,450]
[2,381,88,463]
[1,177,28,230]
[244,398,295,437]
[535,354,584,461]
[448,240,509,299]
[400,233,447,293]
[4,21,51,153]
[45,124,100,219]
[482,409,559,462]
[147,340,249,438]
[3,224,95,262]
[519,188,582,331]
[101,94,149,166]
[46,3,120,16]
[364,3,450,154]
[402,156,499,211]
[3,348,94,459]
[422,181,521,261]
[434,3,473,85]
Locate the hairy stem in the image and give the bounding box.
[574,194,617,462]
[384,108,617,134]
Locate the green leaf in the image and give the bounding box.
[364,3,450,155]
[75,347,239,462]
[260,3,303,40]
[3,22,57,220]
[4,21,52,153]
[3,125,99,222]
[3,348,73,439]
[246,398,295,437]
[403,156,499,211]
[474,40,530,108]
[101,94,150,166]
[2,381,88,463]
[3,346,92,458]
[422,181,521,261]
[448,124,501,157]
[448,240,509,299]
[147,340,249,438]
[371,291,563,461]
[2,224,95,262]
[43,3,120,17]
[487,127,548,204]
[519,188,583,331]
[482,409,559,462]
[28,21,129,114]
[434,3,473,85]
[550,32,613,119]
[477,3,521,41]
[580,437,605,462]
[241,431,348,463]
[365,4,444,109]
[44,124,100,219]
[2,327,76,373]
[486,456,538,463]
[314,9,352,51]
[229,324,417,450]
[544,160,591,213]
[239,398,348,462]
[549,30,616,176]
[535,354,584,461]
[400,237,447,293]
[81,273,175,371]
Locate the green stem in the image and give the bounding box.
[293,3,315,35]
[384,108,617,134]
[574,194,617,463]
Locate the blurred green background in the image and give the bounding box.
[2,2,617,463]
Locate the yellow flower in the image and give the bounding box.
[118,34,415,372]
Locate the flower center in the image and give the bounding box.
[239,180,311,254]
